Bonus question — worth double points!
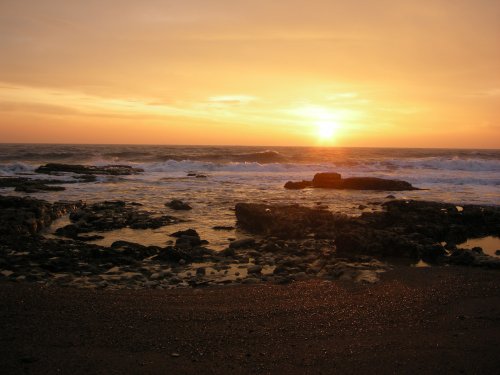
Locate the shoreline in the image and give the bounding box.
[1,265,499,374]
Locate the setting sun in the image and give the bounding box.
[316,120,339,140]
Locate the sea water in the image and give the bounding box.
[1,144,499,250]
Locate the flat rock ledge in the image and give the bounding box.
[285,172,419,191]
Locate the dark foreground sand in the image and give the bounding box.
[1,266,499,374]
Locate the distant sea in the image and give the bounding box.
[1,144,499,249]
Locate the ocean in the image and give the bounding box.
[1,144,499,250]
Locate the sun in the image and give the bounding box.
[316,120,338,140]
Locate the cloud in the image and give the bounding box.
[207,95,257,105]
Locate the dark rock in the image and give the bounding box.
[337,177,417,191]
[170,229,199,238]
[312,172,341,188]
[153,246,192,263]
[283,172,418,191]
[234,199,500,262]
[0,196,82,238]
[284,180,313,190]
[176,235,203,248]
[0,177,66,193]
[235,203,342,238]
[229,238,256,249]
[54,201,183,239]
[212,226,235,231]
[449,249,475,265]
[247,265,262,274]
[35,163,143,175]
[496,250,500,256]
[220,247,236,257]
[166,199,192,210]
[471,247,484,254]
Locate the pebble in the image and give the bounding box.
[248,265,262,274]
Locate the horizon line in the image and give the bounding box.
[0,142,498,151]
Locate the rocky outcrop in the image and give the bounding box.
[235,200,500,262]
[0,195,82,237]
[285,172,418,191]
[35,163,144,175]
[235,203,345,238]
[55,200,183,240]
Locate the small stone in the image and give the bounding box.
[171,353,180,357]
[166,199,192,210]
[248,265,262,274]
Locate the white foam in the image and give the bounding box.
[0,162,36,175]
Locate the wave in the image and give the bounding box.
[137,157,500,173]
[0,162,36,175]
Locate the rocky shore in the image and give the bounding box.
[1,191,499,290]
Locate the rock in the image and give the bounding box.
[283,172,418,191]
[0,177,67,193]
[247,265,262,274]
[336,177,417,191]
[53,201,183,239]
[386,195,396,199]
[0,196,82,237]
[166,199,192,210]
[170,229,199,238]
[312,172,342,188]
[284,180,313,190]
[220,248,236,257]
[176,235,204,248]
[35,163,143,175]
[229,238,256,249]
[496,250,500,256]
[196,267,206,276]
[212,226,235,231]
[235,203,339,238]
[449,249,475,265]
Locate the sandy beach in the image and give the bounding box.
[1,265,499,374]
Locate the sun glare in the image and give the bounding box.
[316,120,338,140]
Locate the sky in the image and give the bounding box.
[0,0,499,148]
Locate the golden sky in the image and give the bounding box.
[0,0,499,147]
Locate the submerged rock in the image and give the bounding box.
[166,199,192,210]
[284,172,418,191]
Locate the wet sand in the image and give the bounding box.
[1,265,499,374]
